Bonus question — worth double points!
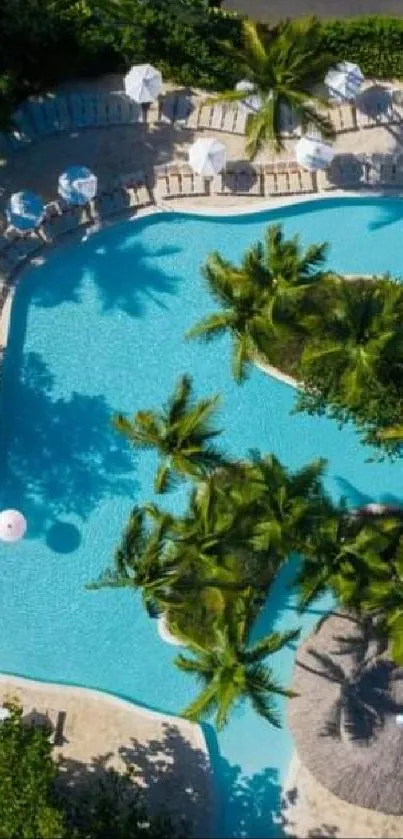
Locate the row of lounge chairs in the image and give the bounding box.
[0,88,361,155]
[2,153,403,281]
[155,162,317,199]
[0,172,153,280]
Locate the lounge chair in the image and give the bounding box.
[154,166,170,200]
[263,165,277,197]
[52,95,72,132]
[233,107,248,135]
[186,102,201,130]
[53,711,67,747]
[25,100,53,136]
[221,106,237,133]
[166,168,182,198]
[175,96,196,128]
[159,94,177,125]
[210,104,225,131]
[198,103,213,130]
[12,108,36,143]
[180,167,195,195]
[236,167,262,196]
[193,174,208,195]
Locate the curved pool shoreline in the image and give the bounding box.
[1,195,403,837]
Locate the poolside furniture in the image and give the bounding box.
[53,710,67,746]
[124,64,162,104]
[263,164,278,197]
[235,80,261,113]
[325,62,364,102]
[12,108,36,143]
[158,93,177,125]
[189,137,226,176]
[6,191,45,232]
[58,165,98,207]
[296,136,335,171]
[166,166,182,198]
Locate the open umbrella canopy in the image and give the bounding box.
[235,79,262,113]
[0,509,27,543]
[296,135,335,171]
[58,166,97,207]
[188,137,227,176]
[124,64,162,104]
[6,191,45,231]
[325,61,364,102]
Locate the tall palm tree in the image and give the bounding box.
[209,17,335,156]
[176,598,299,729]
[187,225,328,382]
[296,513,403,665]
[301,279,401,409]
[113,375,226,492]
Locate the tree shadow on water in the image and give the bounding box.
[0,351,137,535]
[30,221,183,319]
[203,725,287,839]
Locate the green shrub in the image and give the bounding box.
[319,16,403,80]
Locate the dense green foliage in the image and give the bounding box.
[319,16,403,82]
[0,703,187,839]
[0,703,65,839]
[188,223,403,456]
[3,2,403,132]
[296,513,403,664]
[113,374,226,493]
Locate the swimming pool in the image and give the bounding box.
[1,196,403,837]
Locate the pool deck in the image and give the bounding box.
[0,674,211,838]
[2,75,403,838]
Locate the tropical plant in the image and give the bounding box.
[296,514,403,665]
[113,375,226,492]
[0,701,66,839]
[176,597,300,729]
[187,224,328,382]
[300,278,403,410]
[208,17,335,155]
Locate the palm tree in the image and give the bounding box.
[296,513,403,665]
[209,17,335,155]
[176,598,299,729]
[187,225,328,382]
[300,279,401,409]
[113,375,226,492]
[87,506,181,614]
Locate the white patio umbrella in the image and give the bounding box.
[235,79,262,113]
[188,137,227,177]
[0,509,27,543]
[124,64,162,104]
[58,166,97,207]
[325,61,364,102]
[296,135,335,171]
[6,191,45,231]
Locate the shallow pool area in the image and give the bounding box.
[1,196,403,837]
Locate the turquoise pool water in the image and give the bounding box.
[1,196,403,837]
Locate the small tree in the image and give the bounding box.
[0,702,65,839]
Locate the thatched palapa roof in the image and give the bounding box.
[288,613,403,815]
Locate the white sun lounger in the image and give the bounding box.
[175,96,196,128]
[180,169,194,195]
[166,169,181,197]
[12,108,36,142]
[210,104,225,131]
[198,103,213,130]
[159,94,177,125]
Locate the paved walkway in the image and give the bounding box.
[223,0,403,21]
[0,675,211,838]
